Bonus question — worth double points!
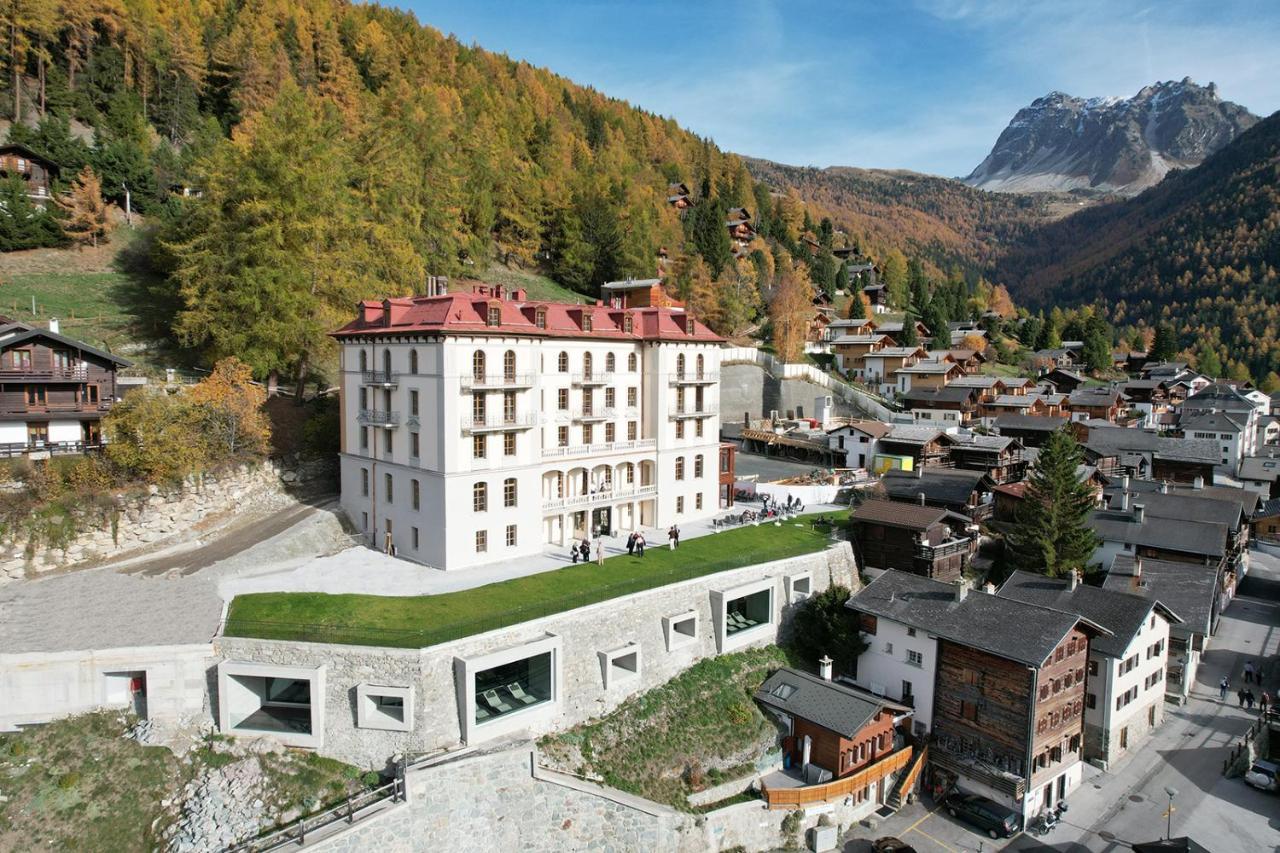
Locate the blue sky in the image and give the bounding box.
[400,0,1279,177]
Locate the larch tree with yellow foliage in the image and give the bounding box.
[55,165,111,247]
[770,255,813,363]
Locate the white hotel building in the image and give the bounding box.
[334,284,724,570]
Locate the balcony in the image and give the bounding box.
[571,372,613,387]
[669,405,717,420]
[17,400,111,414]
[540,438,657,459]
[541,483,658,512]
[0,366,89,382]
[668,372,718,385]
[361,370,398,387]
[915,537,973,561]
[460,373,535,391]
[358,409,400,427]
[0,440,105,459]
[572,407,616,423]
[460,414,538,433]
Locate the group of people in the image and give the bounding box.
[625,531,647,557]
[570,537,605,566]
[1218,659,1274,716]
[572,523,684,563]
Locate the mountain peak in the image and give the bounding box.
[965,80,1256,196]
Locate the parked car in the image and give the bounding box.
[1244,759,1279,792]
[873,838,918,853]
[944,792,1022,838]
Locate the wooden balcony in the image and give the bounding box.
[9,400,111,415]
[915,537,974,561]
[0,366,89,381]
[0,440,104,459]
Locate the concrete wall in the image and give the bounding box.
[214,542,859,767]
[0,643,213,731]
[719,358,895,425]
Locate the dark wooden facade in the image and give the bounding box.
[0,143,58,204]
[719,442,736,508]
[852,517,973,581]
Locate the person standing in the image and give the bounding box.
[636,532,646,557]
[596,538,605,566]
[1261,691,1271,717]
[1238,687,1248,708]
[1246,689,1256,711]
[1244,661,1255,684]
[580,538,591,563]
[668,525,676,551]
[1220,676,1230,701]
[672,525,680,548]
[626,532,636,556]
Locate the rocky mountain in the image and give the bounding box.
[996,110,1280,378]
[965,79,1257,196]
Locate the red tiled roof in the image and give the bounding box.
[332,288,723,343]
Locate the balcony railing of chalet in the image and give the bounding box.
[460,413,538,432]
[571,372,613,386]
[360,370,398,387]
[915,537,973,561]
[761,746,913,810]
[0,440,105,458]
[0,366,89,381]
[358,409,400,427]
[966,503,994,522]
[668,372,718,385]
[541,438,657,459]
[541,483,657,512]
[18,401,112,414]
[669,405,717,420]
[928,743,1024,800]
[459,373,536,391]
[572,407,616,423]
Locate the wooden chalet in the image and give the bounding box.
[948,434,1027,485]
[895,360,963,394]
[1067,387,1126,423]
[1041,368,1086,394]
[755,665,912,782]
[875,320,932,346]
[880,468,995,522]
[900,386,979,427]
[878,425,955,469]
[0,143,59,206]
[601,277,683,310]
[666,182,691,210]
[863,283,889,313]
[982,393,1050,421]
[850,499,976,581]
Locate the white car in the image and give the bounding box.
[1244,759,1278,792]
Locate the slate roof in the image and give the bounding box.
[1104,555,1216,637]
[950,433,1018,452]
[867,347,926,359]
[988,395,1036,409]
[1240,456,1280,482]
[1184,382,1257,411]
[1179,412,1248,434]
[850,498,969,530]
[1088,509,1227,558]
[951,376,1004,389]
[1069,387,1123,407]
[881,425,951,445]
[832,334,890,345]
[994,414,1069,433]
[881,468,990,507]
[1103,478,1258,516]
[897,360,960,375]
[1105,490,1243,531]
[827,419,892,439]
[0,327,133,367]
[848,571,1108,668]
[1082,427,1221,465]
[754,668,907,738]
[901,386,978,406]
[997,570,1181,659]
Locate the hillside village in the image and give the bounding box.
[0,3,1276,853]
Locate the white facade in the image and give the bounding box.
[338,330,722,570]
[827,424,881,470]
[851,615,937,735]
[1083,611,1171,768]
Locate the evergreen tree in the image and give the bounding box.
[834,259,849,294]
[691,195,732,277]
[921,301,948,348]
[809,248,836,301]
[897,314,919,348]
[1081,315,1112,373]
[1196,344,1222,378]
[1006,429,1101,577]
[0,176,63,250]
[1019,316,1042,349]
[790,585,866,678]
[1150,324,1178,361]
[845,288,866,320]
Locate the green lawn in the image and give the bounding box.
[1,272,138,351]
[224,514,840,648]
[476,263,589,303]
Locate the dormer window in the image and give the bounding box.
[535,308,547,329]
[623,314,634,334]
[581,312,593,333]
[486,303,501,327]
[684,315,696,335]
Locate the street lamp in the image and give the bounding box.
[1164,786,1178,839]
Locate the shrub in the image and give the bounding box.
[57,771,81,789]
[789,585,866,679]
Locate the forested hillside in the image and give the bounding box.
[742,157,1066,280]
[996,111,1280,380]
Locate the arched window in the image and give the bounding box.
[558,352,569,372]
[606,352,616,373]
[383,349,392,379]
[359,350,368,372]
[504,350,516,382]
[628,353,637,372]
[696,354,705,379]
[583,352,593,379]
[675,457,685,480]
[473,482,488,512]
[409,349,419,374]
[694,454,704,478]
[676,354,686,379]
[472,350,486,382]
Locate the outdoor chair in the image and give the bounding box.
[505,683,538,705]
[482,688,514,713]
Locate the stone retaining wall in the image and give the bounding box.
[0,455,330,584]
[215,542,859,768]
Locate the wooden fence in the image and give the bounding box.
[761,745,913,810]
[890,745,928,806]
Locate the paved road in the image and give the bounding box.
[844,550,1280,853]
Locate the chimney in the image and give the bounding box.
[917,492,926,506]
[954,578,970,602]
[1159,480,1169,494]
[48,317,59,334]
[1118,491,1130,512]
[983,582,996,595]
[1121,474,1130,491]
[1069,569,1080,591]
[1193,475,1204,490]
[818,655,833,682]
[1134,557,1143,579]
[1133,503,1145,523]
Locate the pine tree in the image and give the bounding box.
[1196,344,1222,378]
[1007,428,1100,577]
[0,176,62,249]
[55,165,111,247]
[1081,315,1111,373]
[691,195,732,277]
[897,314,919,348]
[845,287,866,320]
[834,259,849,294]
[1150,324,1178,361]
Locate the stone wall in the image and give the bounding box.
[719,361,895,425]
[313,746,687,853]
[214,542,860,768]
[0,455,330,584]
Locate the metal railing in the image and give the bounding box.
[571,372,613,386]
[358,409,400,426]
[227,775,405,852]
[0,440,105,458]
[540,438,657,459]
[670,406,717,419]
[669,372,718,385]
[360,370,398,386]
[460,413,538,432]
[541,483,657,512]
[460,373,535,390]
[572,407,617,422]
